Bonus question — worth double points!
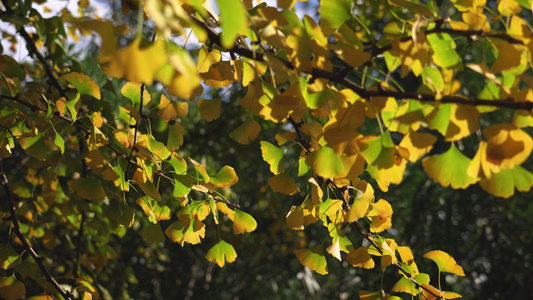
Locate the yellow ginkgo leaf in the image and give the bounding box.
[230,119,261,145]
[483,123,533,170]
[368,199,393,233]
[479,165,533,198]
[268,173,300,195]
[346,247,375,269]
[286,205,304,230]
[423,250,465,276]
[422,144,479,189]
[197,98,222,122]
[157,95,188,122]
[344,180,374,223]
[399,131,437,162]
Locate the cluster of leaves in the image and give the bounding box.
[1,0,533,299]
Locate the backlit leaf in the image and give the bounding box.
[320,0,352,31]
[268,173,300,195]
[0,246,21,270]
[217,0,247,49]
[230,118,261,144]
[260,141,284,175]
[210,165,238,188]
[0,276,25,300]
[294,245,328,275]
[347,247,375,269]
[76,279,100,300]
[305,146,344,179]
[424,250,465,276]
[233,209,257,234]
[344,180,374,223]
[359,289,401,300]
[422,144,478,189]
[479,165,533,198]
[62,72,101,100]
[205,239,237,267]
[197,98,221,122]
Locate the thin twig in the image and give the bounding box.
[0,158,74,300]
[124,84,145,182]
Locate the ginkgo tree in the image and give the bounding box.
[1,0,533,299]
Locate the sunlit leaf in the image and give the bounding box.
[260,141,284,175]
[424,250,465,276]
[294,245,328,275]
[76,279,100,300]
[205,239,238,267]
[347,247,375,269]
[368,199,393,233]
[0,246,21,270]
[305,146,344,179]
[422,144,478,189]
[359,289,402,300]
[233,209,257,234]
[479,165,533,198]
[210,165,238,187]
[268,173,300,195]
[62,72,101,100]
[344,180,374,223]
[217,0,247,49]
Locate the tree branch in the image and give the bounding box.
[190,16,533,112]
[124,84,145,183]
[0,158,74,300]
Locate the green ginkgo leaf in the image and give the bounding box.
[319,0,352,30]
[305,146,344,178]
[205,240,238,267]
[217,0,247,49]
[479,165,533,198]
[260,141,284,175]
[422,144,478,189]
[294,244,328,275]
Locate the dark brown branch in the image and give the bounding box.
[190,16,533,112]
[0,158,74,300]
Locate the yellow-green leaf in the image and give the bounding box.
[347,247,375,269]
[423,250,465,276]
[260,141,284,175]
[62,72,101,100]
[294,245,328,275]
[205,239,238,267]
[217,0,247,49]
[422,144,478,189]
[479,165,533,198]
[233,209,257,234]
[210,165,239,187]
[305,146,344,178]
[76,279,100,300]
[230,119,261,144]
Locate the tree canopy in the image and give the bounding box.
[1,0,533,299]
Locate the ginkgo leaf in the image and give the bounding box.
[483,123,533,170]
[479,165,533,198]
[167,122,184,152]
[388,0,434,17]
[210,166,239,187]
[491,40,523,73]
[233,209,257,234]
[0,245,21,270]
[344,180,374,223]
[294,245,328,275]
[305,146,344,179]
[359,289,402,300]
[137,181,161,202]
[260,141,284,175]
[136,196,171,223]
[26,293,53,300]
[422,144,479,189]
[319,0,352,31]
[197,46,221,73]
[118,205,135,228]
[347,247,375,269]
[424,250,465,276]
[121,82,151,107]
[217,0,247,49]
[230,119,261,144]
[399,131,437,162]
[286,205,304,230]
[173,174,193,199]
[205,239,237,267]
[268,173,300,195]
[76,279,100,300]
[62,72,101,100]
[326,238,342,261]
[69,178,106,201]
[319,198,344,223]
[0,276,26,300]
[427,32,462,69]
[142,223,166,244]
[157,95,188,122]
[165,218,206,246]
[368,199,393,233]
[392,273,429,295]
[426,104,479,141]
[197,98,221,122]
